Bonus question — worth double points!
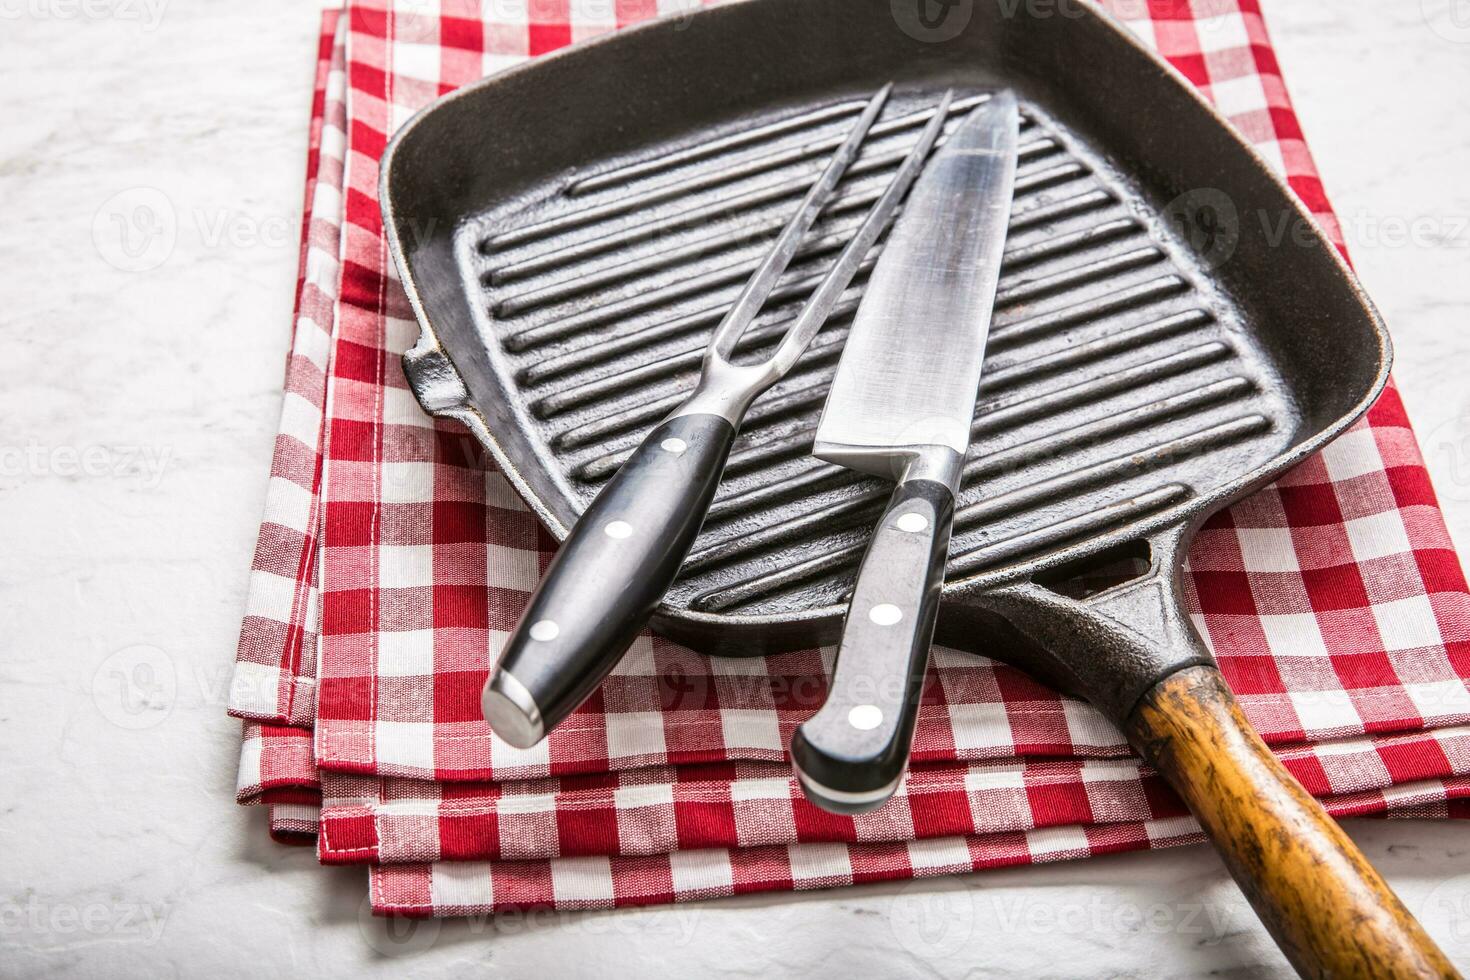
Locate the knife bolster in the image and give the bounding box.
[812,440,965,491]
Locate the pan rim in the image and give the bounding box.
[381,0,1393,630]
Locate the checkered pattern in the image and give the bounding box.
[229,10,345,726]
[314,726,1470,866]
[371,777,1470,916]
[232,1,1470,916]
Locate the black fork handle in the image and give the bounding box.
[483,413,735,747]
[792,478,954,813]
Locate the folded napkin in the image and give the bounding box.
[233,0,1470,916]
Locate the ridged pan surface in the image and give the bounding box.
[386,0,1388,657]
[475,92,1282,609]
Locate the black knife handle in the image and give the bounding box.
[483,413,736,747]
[791,478,954,813]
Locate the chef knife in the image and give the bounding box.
[791,91,1019,813]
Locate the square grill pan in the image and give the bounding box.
[376,11,1456,969]
[384,0,1386,664]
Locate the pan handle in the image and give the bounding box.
[790,477,954,814]
[482,412,735,748]
[974,530,1456,978]
[1128,664,1457,979]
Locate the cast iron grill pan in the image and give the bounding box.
[383,4,1457,973]
[384,0,1388,707]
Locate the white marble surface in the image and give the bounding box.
[1,0,1468,976]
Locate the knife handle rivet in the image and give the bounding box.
[529,620,560,642]
[660,438,688,455]
[869,603,903,626]
[848,704,884,730]
[896,512,928,533]
[605,521,633,539]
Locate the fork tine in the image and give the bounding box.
[766,89,956,377]
[707,83,893,362]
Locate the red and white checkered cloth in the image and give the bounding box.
[233,0,1470,915]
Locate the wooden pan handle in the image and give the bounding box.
[1127,665,1459,979]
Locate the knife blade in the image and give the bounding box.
[791,91,1020,813]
